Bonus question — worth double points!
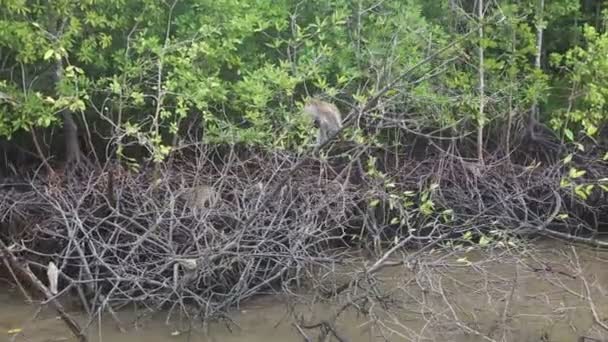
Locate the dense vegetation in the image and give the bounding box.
[0,0,605,161]
[0,0,607,337]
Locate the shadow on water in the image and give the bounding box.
[2,238,608,342]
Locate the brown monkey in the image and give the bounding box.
[183,184,219,210]
[303,99,343,145]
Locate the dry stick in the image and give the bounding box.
[326,231,453,298]
[292,322,313,342]
[299,320,350,342]
[2,257,33,302]
[578,337,606,342]
[30,126,55,176]
[328,173,539,298]
[497,271,517,341]
[517,189,608,249]
[0,239,87,342]
[572,246,608,332]
[438,278,497,342]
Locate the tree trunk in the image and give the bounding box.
[525,0,545,146]
[477,0,485,164]
[53,60,81,165]
[531,0,544,120]
[47,13,81,167]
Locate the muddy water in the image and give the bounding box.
[2,239,608,342]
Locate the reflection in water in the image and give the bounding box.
[2,240,608,342]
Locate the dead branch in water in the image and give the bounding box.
[0,238,87,342]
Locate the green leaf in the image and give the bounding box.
[131,92,144,105]
[69,99,86,112]
[568,168,586,179]
[43,49,54,60]
[478,235,491,247]
[574,185,589,200]
[586,124,598,136]
[564,128,574,141]
[420,200,434,216]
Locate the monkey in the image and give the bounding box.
[182,184,219,211]
[302,98,370,186]
[303,98,343,145]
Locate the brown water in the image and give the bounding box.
[2,239,608,342]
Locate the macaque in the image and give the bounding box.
[183,184,219,210]
[303,99,343,145]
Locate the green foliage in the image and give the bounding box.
[0,0,606,163]
[550,22,608,140]
[559,147,608,202]
[0,82,56,138]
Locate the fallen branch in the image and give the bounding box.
[0,239,87,342]
[572,246,608,333]
[325,232,452,298]
[299,319,350,342]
